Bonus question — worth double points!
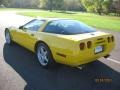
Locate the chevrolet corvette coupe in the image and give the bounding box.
[5,18,115,68]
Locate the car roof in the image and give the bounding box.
[36,17,71,21]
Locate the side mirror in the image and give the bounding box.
[19,26,24,29]
[19,26,27,32]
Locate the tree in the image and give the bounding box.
[40,0,84,11]
[111,0,120,16]
[81,0,113,15]
[1,0,40,8]
[0,0,9,6]
[102,0,113,14]
[53,0,64,10]
[81,0,95,12]
[40,0,64,11]
[94,0,104,15]
[0,0,4,4]
[49,0,53,11]
[40,0,53,11]
[64,0,82,11]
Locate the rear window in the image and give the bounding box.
[43,20,96,35]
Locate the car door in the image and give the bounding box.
[16,19,45,52]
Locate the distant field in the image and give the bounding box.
[18,11,120,31]
[0,8,120,31]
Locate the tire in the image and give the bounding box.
[5,29,12,45]
[36,43,56,68]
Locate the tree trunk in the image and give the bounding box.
[49,0,53,12]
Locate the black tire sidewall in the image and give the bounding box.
[5,30,12,44]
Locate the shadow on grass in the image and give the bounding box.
[3,43,120,90]
[55,11,77,14]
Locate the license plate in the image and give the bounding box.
[95,46,103,54]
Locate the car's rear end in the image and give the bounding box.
[39,19,115,67]
[62,31,115,66]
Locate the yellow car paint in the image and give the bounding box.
[9,19,115,67]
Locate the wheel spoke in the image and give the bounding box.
[44,56,48,63]
[43,51,47,56]
[5,32,10,44]
[37,52,41,60]
[40,47,44,54]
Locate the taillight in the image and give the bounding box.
[111,36,114,42]
[107,37,111,43]
[87,41,92,48]
[80,42,85,50]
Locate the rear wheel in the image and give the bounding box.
[5,30,12,45]
[36,43,56,68]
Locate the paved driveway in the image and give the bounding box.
[0,11,120,90]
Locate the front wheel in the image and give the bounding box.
[36,43,56,68]
[5,30,12,45]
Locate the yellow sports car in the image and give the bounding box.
[5,18,115,68]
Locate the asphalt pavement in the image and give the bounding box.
[0,11,120,90]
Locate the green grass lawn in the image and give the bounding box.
[18,10,120,31]
[1,8,120,31]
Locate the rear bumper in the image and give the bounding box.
[52,32,115,67]
[64,42,115,66]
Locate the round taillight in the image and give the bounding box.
[87,41,92,48]
[80,43,85,50]
[107,37,111,43]
[111,36,114,42]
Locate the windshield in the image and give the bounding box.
[44,20,96,35]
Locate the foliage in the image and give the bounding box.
[40,0,65,11]
[102,0,113,14]
[63,0,83,11]
[81,0,113,15]
[0,0,40,8]
[0,0,119,15]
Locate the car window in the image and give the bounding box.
[43,20,96,35]
[44,21,68,34]
[24,19,45,31]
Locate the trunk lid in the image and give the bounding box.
[59,31,110,41]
